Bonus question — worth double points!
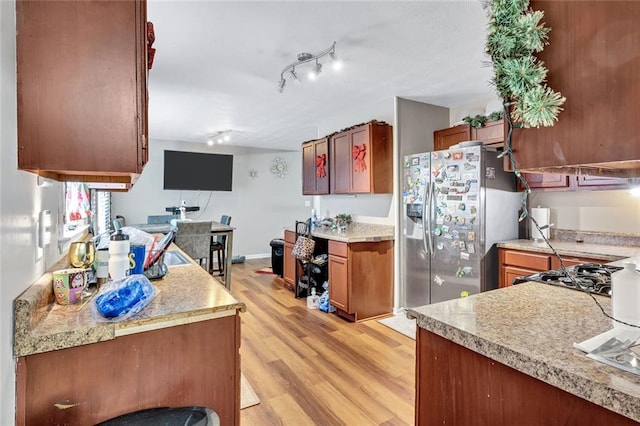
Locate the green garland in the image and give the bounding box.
[486,0,565,128]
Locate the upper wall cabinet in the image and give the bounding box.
[511,1,640,177]
[329,121,393,194]
[302,137,330,195]
[433,124,471,151]
[434,120,506,152]
[16,0,149,186]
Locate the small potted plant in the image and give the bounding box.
[335,213,352,232]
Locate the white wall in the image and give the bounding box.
[111,139,311,258]
[1,1,68,423]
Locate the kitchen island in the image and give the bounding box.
[13,244,245,425]
[407,283,640,425]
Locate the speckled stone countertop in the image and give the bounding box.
[498,238,640,261]
[285,222,394,243]
[14,244,246,357]
[407,283,640,422]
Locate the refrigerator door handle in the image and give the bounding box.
[421,181,430,255]
[427,182,436,255]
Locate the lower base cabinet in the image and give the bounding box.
[416,328,637,425]
[328,239,393,322]
[16,315,241,425]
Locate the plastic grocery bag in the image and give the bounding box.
[91,274,157,322]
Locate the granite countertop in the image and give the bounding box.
[286,222,394,243]
[14,244,246,357]
[407,283,640,422]
[498,239,640,261]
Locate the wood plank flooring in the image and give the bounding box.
[230,258,415,425]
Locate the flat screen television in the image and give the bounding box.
[163,150,233,191]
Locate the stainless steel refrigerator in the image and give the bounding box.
[402,144,521,308]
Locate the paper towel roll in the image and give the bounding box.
[530,207,550,241]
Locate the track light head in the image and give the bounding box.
[308,61,322,80]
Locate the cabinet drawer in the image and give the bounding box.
[552,255,609,269]
[328,240,348,257]
[284,230,296,244]
[502,250,551,271]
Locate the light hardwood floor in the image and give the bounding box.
[231,258,416,426]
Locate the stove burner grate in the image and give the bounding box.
[512,263,622,296]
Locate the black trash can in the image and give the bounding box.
[97,406,220,426]
[270,238,285,277]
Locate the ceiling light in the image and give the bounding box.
[308,60,322,81]
[330,51,342,71]
[207,130,232,145]
[277,41,338,93]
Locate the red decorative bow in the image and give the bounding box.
[316,154,326,178]
[352,144,367,172]
[147,22,156,70]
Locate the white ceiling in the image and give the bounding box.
[147,0,495,152]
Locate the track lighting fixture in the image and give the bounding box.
[277,41,340,93]
[207,130,232,145]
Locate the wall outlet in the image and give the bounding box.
[304,200,311,207]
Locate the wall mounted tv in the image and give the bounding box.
[163,150,233,191]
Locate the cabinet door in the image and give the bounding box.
[314,138,330,194]
[350,125,371,193]
[575,175,628,190]
[501,266,539,287]
[16,0,148,184]
[522,173,572,190]
[302,143,316,195]
[472,119,504,145]
[283,231,296,291]
[328,255,349,312]
[433,125,471,151]
[330,131,352,193]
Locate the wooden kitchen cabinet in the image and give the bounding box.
[302,137,330,195]
[16,0,149,186]
[510,1,640,177]
[16,316,241,425]
[498,247,610,287]
[521,173,573,191]
[283,230,296,291]
[329,121,393,194]
[328,239,393,322]
[433,124,471,151]
[472,119,505,146]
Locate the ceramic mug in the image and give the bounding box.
[52,268,89,304]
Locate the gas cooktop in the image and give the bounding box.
[512,263,623,297]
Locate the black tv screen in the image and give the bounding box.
[163,150,233,191]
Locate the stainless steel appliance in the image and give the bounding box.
[402,144,521,307]
[512,263,622,296]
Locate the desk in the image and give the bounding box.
[129,221,234,290]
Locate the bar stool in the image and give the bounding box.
[210,215,231,276]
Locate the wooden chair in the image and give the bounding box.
[174,220,213,270]
[209,215,231,276]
